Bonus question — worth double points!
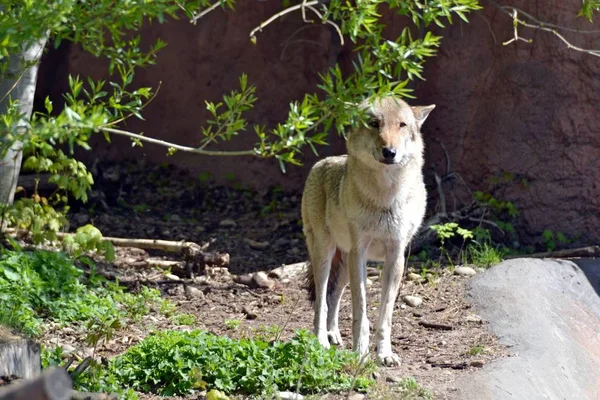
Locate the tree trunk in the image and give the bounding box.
[0,36,47,212]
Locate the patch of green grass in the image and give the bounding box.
[0,249,171,336]
[224,319,241,330]
[76,329,376,397]
[397,377,433,400]
[466,344,485,357]
[466,242,505,269]
[172,313,197,326]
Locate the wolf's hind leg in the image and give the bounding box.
[308,230,336,349]
[326,250,349,346]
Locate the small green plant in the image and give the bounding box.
[466,242,505,269]
[397,377,433,400]
[0,248,172,336]
[75,329,376,397]
[541,229,573,252]
[430,222,473,265]
[466,344,485,357]
[224,319,241,330]
[173,313,197,326]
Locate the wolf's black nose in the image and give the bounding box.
[382,147,396,160]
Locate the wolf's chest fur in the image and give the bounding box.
[325,162,426,260]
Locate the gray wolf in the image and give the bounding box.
[301,95,434,366]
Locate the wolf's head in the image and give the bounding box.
[347,96,434,170]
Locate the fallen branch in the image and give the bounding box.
[505,246,600,260]
[418,321,454,330]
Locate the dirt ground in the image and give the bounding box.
[37,160,507,399]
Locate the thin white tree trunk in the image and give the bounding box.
[0,36,47,209]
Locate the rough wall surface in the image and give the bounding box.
[35,1,600,243]
[417,0,600,243]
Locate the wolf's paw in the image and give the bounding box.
[317,333,331,349]
[377,351,401,367]
[327,329,344,346]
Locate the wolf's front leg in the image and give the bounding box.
[375,240,406,366]
[348,236,370,358]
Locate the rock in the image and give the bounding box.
[277,392,304,400]
[406,272,422,281]
[420,363,432,370]
[386,375,401,383]
[366,278,373,288]
[194,225,206,233]
[219,219,237,228]
[347,394,365,400]
[60,344,76,357]
[402,295,423,307]
[367,267,380,277]
[185,286,204,299]
[165,273,180,281]
[470,360,485,368]
[252,272,275,289]
[454,266,477,277]
[242,306,258,320]
[244,238,269,250]
[268,262,307,280]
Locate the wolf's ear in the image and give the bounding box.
[412,105,436,128]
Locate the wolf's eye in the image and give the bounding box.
[399,122,407,128]
[368,120,380,129]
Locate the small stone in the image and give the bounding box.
[464,314,483,323]
[470,360,485,368]
[402,295,423,307]
[185,286,204,299]
[219,219,237,228]
[244,238,270,250]
[386,375,401,383]
[454,266,477,277]
[420,363,432,370]
[252,272,275,289]
[194,225,206,233]
[242,306,258,320]
[194,276,208,284]
[165,273,180,281]
[290,247,300,255]
[278,391,304,400]
[168,214,182,223]
[60,344,76,357]
[367,267,380,277]
[438,340,447,346]
[366,278,373,288]
[347,394,365,400]
[406,272,422,281]
[476,267,487,274]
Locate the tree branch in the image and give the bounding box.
[190,0,223,24]
[488,0,600,57]
[98,126,258,157]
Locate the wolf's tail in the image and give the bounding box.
[305,248,344,303]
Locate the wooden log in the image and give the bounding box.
[0,367,71,400]
[0,327,40,379]
[505,246,600,260]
